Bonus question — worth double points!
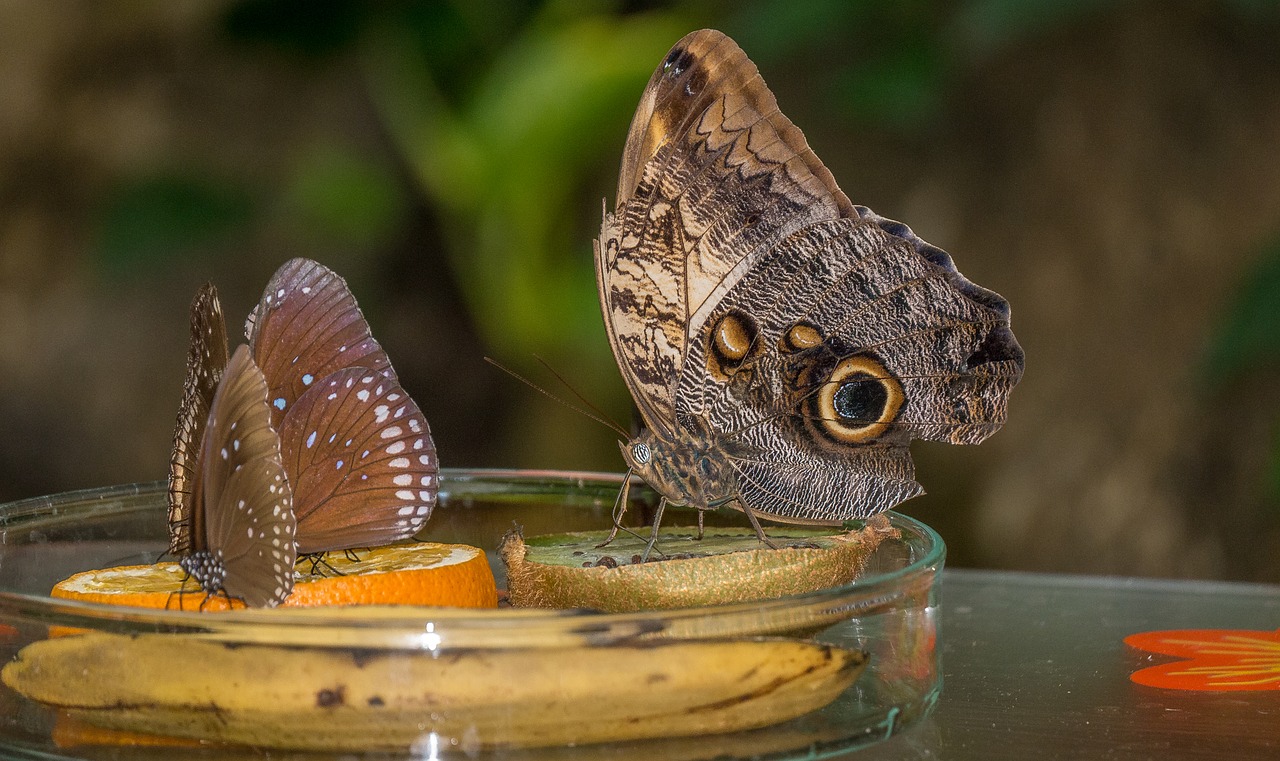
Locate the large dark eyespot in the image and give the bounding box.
[707,309,760,378]
[833,377,889,424]
[810,355,904,444]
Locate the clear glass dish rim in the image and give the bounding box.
[0,468,945,640]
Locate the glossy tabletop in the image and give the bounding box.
[854,569,1280,760]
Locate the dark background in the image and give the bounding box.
[2,0,1278,581]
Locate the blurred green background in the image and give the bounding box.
[2,0,1279,581]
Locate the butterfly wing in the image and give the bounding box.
[168,282,229,556]
[599,29,1024,521]
[693,216,1023,521]
[279,367,437,554]
[246,258,397,430]
[198,345,296,607]
[597,29,853,438]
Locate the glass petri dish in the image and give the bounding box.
[0,469,943,760]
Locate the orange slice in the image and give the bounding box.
[50,542,498,611]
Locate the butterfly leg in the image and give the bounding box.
[641,497,669,562]
[599,468,635,547]
[739,502,778,550]
[696,509,705,540]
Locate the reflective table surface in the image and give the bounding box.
[853,570,1280,760]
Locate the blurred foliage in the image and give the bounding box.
[1204,235,1280,506]
[364,11,695,368]
[284,145,406,248]
[1205,237,1280,385]
[96,174,254,277]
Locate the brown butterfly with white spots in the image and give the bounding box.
[167,282,229,559]
[595,30,1024,551]
[168,260,437,605]
[176,343,296,607]
[244,258,437,554]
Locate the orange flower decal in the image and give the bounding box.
[1125,629,1280,691]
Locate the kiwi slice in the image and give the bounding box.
[500,517,896,612]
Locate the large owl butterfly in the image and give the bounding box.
[594,30,1024,546]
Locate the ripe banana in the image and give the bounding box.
[3,631,866,750]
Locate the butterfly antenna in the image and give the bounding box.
[531,354,635,437]
[484,357,631,439]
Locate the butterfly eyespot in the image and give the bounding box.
[780,322,824,353]
[707,309,761,378]
[631,442,651,465]
[807,355,905,444]
[833,378,888,423]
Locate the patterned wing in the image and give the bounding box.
[246,258,397,430]
[279,367,437,554]
[693,215,1023,522]
[197,345,296,607]
[596,28,852,437]
[168,282,229,557]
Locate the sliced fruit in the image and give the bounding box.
[50,542,497,610]
[502,517,896,612]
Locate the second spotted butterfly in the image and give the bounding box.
[167,259,439,606]
[245,259,438,554]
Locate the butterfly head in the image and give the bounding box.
[620,425,735,510]
[179,550,227,596]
